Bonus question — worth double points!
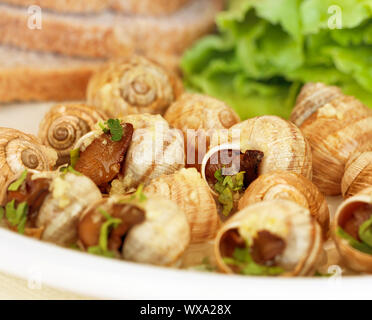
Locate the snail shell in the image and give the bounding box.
[164,93,240,169]
[342,152,372,199]
[238,171,330,238]
[215,200,323,276]
[111,114,185,194]
[36,171,102,246]
[228,116,312,178]
[144,168,220,244]
[291,83,372,195]
[332,187,372,273]
[38,104,109,166]
[0,128,57,195]
[122,197,190,266]
[87,56,183,117]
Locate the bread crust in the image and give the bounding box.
[3,0,192,15]
[1,0,109,13]
[0,0,223,58]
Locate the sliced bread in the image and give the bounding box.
[0,46,181,103]
[0,0,223,58]
[2,0,192,16]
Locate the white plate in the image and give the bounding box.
[0,103,371,300]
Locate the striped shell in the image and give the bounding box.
[333,187,372,273]
[38,104,108,166]
[87,56,183,117]
[144,168,220,244]
[209,116,313,178]
[0,128,57,196]
[291,83,372,195]
[342,152,372,199]
[111,114,185,194]
[122,197,190,266]
[36,171,102,246]
[164,93,240,170]
[238,171,330,238]
[215,200,323,277]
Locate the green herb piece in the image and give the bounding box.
[70,243,81,251]
[337,227,372,255]
[8,170,28,191]
[60,165,82,176]
[70,148,80,168]
[359,216,372,248]
[190,257,216,273]
[129,184,147,203]
[223,247,285,277]
[0,207,4,220]
[99,121,109,133]
[87,208,122,258]
[214,169,245,216]
[107,119,123,142]
[314,271,332,277]
[5,200,29,234]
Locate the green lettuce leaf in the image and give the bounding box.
[181,0,372,119]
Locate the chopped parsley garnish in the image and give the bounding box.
[337,227,372,254]
[5,200,28,234]
[314,271,332,277]
[99,119,123,142]
[8,170,28,191]
[214,169,245,216]
[59,165,82,176]
[190,257,216,273]
[129,184,147,203]
[0,207,4,220]
[358,216,372,248]
[223,247,285,276]
[70,148,80,168]
[87,208,122,258]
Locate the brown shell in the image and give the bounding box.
[238,171,330,238]
[0,127,57,199]
[144,168,220,244]
[38,104,108,166]
[164,93,240,170]
[87,56,183,117]
[215,200,323,277]
[332,187,372,273]
[342,152,372,199]
[212,116,313,178]
[291,83,372,195]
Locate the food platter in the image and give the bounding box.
[0,102,369,300]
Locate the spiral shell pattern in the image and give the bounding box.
[38,104,108,166]
[87,56,183,117]
[0,127,57,193]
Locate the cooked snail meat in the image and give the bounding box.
[74,122,134,188]
[215,200,323,276]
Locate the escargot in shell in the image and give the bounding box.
[87,56,183,117]
[215,200,323,277]
[38,104,109,166]
[0,127,57,196]
[291,83,372,196]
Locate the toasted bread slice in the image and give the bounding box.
[2,0,192,15]
[0,46,181,103]
[0,0,223,59]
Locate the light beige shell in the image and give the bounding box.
[332,187,372,273]
[342,152,372,199]
[291,83,372,196]
[87,56,183,117]
[36,171,102,246]
[215,200,323,277]
[164,93,240,169]
[122,197,190,266]
[238,171,330,238]
[110,114,185,194]
[0,128,57,195]
[38,104,108,166]
[144,168,220,244]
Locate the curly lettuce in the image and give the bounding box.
[181,0,372,119]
